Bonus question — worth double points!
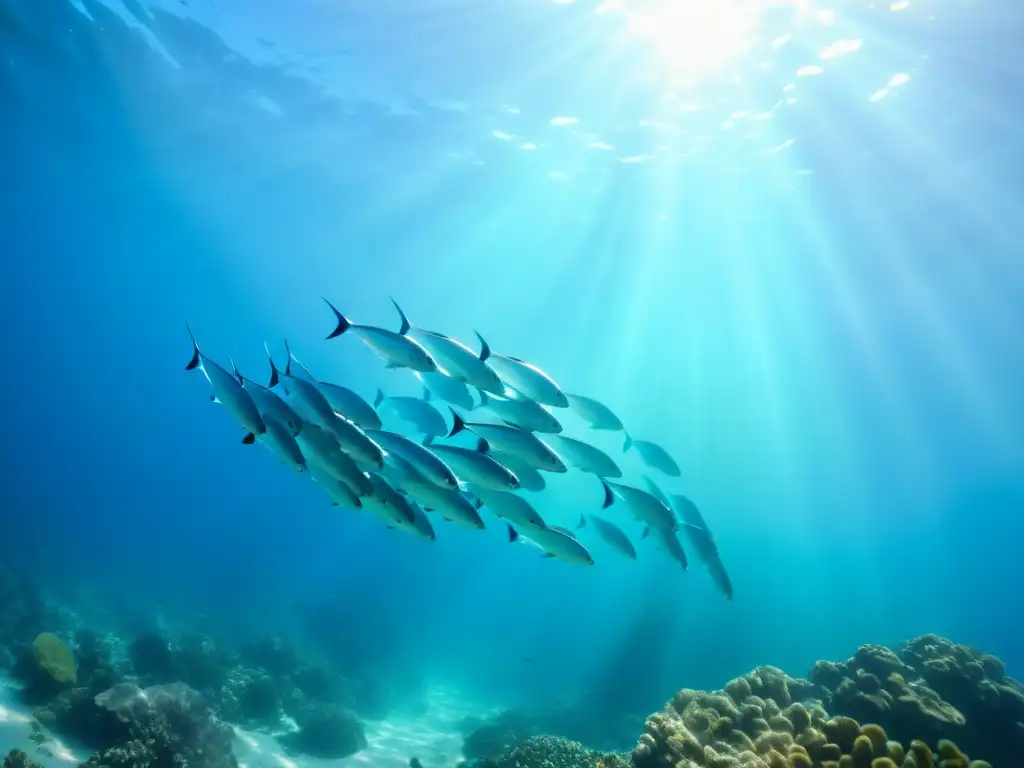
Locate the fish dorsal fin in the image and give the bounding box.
[373,389,385,408]
[264,342,280,388]
[283,339,294,376]
[390,297,412,335]
[421,386,431,402]
[477,390,490,409]
[229,356,242,384]
[577,515,587,529]
[601,480,615,509]
[475,438,490,454]
[322,297,352,339]
[641,525,650,539]
[507,524,519,543]
[184,322,201,371]
[474,331,491,361]
[622,432,633,453]
[241,432,256,445]
[508,355,525,364]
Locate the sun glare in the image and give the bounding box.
[614,0,761,77]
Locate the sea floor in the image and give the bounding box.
[0,677,483,768]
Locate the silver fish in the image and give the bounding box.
[449,410,566,473]
[296,425,373,497]
[484,448,547,492]
[476,390,562,434]
[367,429,459,490]
[250,418,307,472]
[475,332,568,408]
[363,474,420,532]
[184,326,265,439]
[623,435,681,477]
[415,373,475,411]
[601,479,677,530]
[310,462,363,509]
[643,523,689,569]
[425,444,520,491]
[236,370,304,437]
[466,485,547,530]
[507,524,594,565]
[384,453,484,529]
[578,514,636,560]
[318,382,381,431]
[323,298,438,372]
[567,393,624,431]
[374,389,448,437]
[404,500,438,542]
[546,435,621,478]
[391,300,504,393]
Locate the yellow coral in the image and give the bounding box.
[871,760,898,768]
[887,742,904,764]
[858,724,887,755]
[30,633,76,686]
[850,735,874,767]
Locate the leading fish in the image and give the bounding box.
[323,298,438,372]
[475,332,569,408]
[390,300,505,394]
[578,514,636,560]
[448,410,566,473]
[507,524,594,566]
[184,325,266,439]
[601,479,677,530]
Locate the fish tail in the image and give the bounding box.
[373,388,385,408]
[390,297,411,335]
[263,342,280,388]
[507,524,519,543]
[622,432,633,453]
[322,297,352,339]
[577,514,586,529]
[473,330,491,361]
[600,480,615,509]
[448,407,467,438]
[184,323,201,371]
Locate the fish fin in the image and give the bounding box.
[385,361,401,369]
[470,495,484,510]
[475,438,490,454]
[229,356,242,384]
[422,386,431,402]
[282,339,295,376]
[241,432,256,445]
[577,515,586,529]
[423,435,435,446]
[184,323,201,370]
[373,389,385,408]
[477,390,490,409]
[210,395,220,404]
[474,330,491,361]
[622,432,633,452]
[540,553,556,559]
[507,524,519,543]
[601,480,615,509]
[508,355,526,363]
[264,342,280,388]
[641,526,650,539]
[322,297,352,339]
[448,408,467,438]
[390,297,412,335]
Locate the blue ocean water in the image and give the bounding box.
[1,0,1023,764]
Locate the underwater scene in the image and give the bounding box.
[2,0,1023,766]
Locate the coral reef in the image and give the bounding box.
[82,682,238,768]
[3,750,42,768]
[278,702,368,759]
[810,634,1024,765]
[470,735,628,768]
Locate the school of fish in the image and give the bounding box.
[184,298,734,601]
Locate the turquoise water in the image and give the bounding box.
[1,0,1022,763]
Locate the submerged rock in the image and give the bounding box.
[279,702,367,760]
